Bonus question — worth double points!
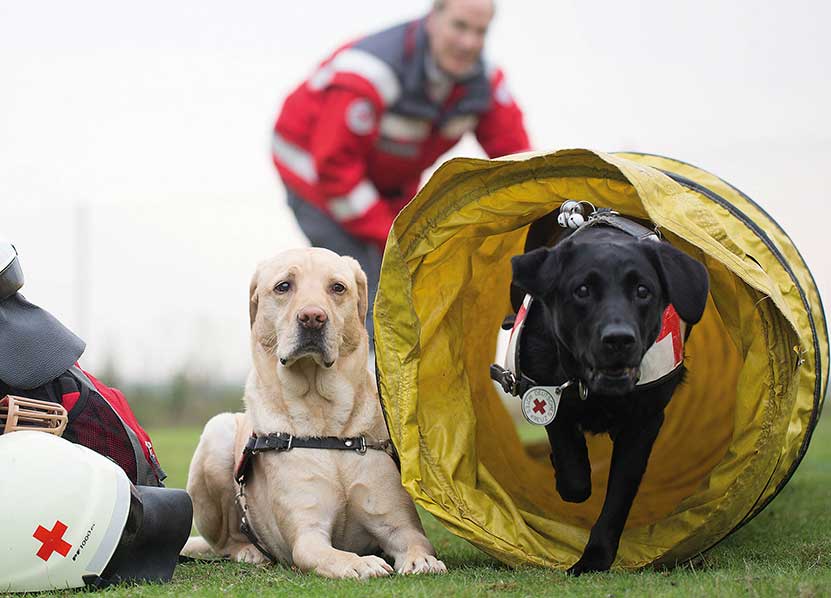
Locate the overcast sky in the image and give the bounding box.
[3,1,829,383]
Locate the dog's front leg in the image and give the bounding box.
[567,411,664,576]
[345,456,446,575]
[546,416,591,503]
[289,527,394,579]
[364,512,446,575]
[277,476,394,580]
[350,484,446,575]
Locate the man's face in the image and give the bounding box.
[426,0,494,79]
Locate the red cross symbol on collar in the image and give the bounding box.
[533,399,547,414]
[33,520,72,561]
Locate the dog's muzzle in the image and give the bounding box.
[278,306,335,368]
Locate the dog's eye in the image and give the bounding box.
[274,281,291,294]
[636,285,651,299]
[331,282,347,295]
[574,284,590,299]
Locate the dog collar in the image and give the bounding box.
[491,295,686,425]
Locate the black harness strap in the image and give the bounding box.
[233,432,394,563]
[587,210,659,241]
[237,501,276,563]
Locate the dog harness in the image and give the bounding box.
[233,432,394,563]
[490,205,687,426]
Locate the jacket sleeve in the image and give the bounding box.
[475,68,531,159]
[308,87,394,252]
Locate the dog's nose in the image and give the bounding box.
[297,306,328,330]
[600,325,636,353]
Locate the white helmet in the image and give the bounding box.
[0,431,192,592]
[0,237,24,300]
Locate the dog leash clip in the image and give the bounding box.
[490,364,517,395]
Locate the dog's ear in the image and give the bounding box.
[511,247,559,298]
[643,241,710,324]
[344,256,369,324]
[249,268,260,328]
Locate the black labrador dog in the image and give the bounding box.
[510,220,709,575]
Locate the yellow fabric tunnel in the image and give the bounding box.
[373,149,829,569]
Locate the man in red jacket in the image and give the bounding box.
[272,0,530,348]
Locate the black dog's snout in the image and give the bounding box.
[600,324,636,353]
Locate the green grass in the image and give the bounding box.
[18,416,831,597]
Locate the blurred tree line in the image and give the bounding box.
[98,360,244,428]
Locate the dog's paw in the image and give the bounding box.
[566,544,614,576]
[396,553,447,575]
[316,554,393,580]
[233,544,270,565]
[567,559,600,576]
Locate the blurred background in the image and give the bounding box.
[3,0,829,425]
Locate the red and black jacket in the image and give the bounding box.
[272,18,530,251]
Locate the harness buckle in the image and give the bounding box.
[284,434,293,452]
[357,436,367,454]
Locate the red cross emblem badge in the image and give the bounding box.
[33,520,72,561]
[521,387,560,426]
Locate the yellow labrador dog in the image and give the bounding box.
[182,248,445,579]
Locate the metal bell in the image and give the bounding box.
[567,213,585,228]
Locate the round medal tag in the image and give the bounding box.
[521,387,559,426]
